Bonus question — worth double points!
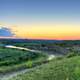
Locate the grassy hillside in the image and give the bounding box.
[0,47,47,74]
[10,56,80,80]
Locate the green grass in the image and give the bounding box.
[0,47,47,74]
[10,56,80,80]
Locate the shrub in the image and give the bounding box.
[26,60,33,68]
[66,52,78,58]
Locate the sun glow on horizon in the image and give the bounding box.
[5,23,80,40]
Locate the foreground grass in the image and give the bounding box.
[10,56,80,80]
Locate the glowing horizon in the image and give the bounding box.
[4,23,80,40]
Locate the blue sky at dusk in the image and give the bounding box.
[0,0,80,39]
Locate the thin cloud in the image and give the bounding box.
[0,27,14,37]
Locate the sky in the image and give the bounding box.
[0,0,80,40]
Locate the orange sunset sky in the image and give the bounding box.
[0,0,80,40]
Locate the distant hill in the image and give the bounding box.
[0,38,62,43]
[0,38,28,43]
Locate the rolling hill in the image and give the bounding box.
[10,56,80,80]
